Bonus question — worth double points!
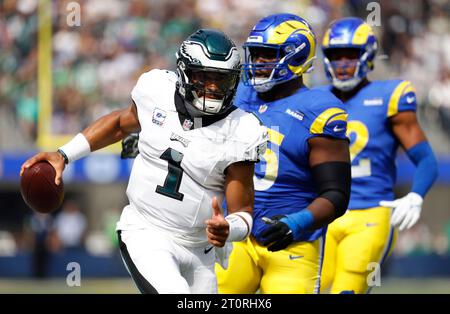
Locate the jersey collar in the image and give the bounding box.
[174,91,237,130]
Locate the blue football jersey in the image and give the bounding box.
[235,82,348,243]
[316,80,417,209]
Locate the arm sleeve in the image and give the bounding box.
[279,161,351,240]
[406,141,439,197]
[311,161,352,218]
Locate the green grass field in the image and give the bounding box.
[0,278,449,294]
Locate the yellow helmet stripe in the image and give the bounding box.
[322,29,331,47]
[266,20,316,76]
[288,28,316,75]
[267,20,309,44]
[351,23,374,45]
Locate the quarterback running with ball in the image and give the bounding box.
[20,29,268,294]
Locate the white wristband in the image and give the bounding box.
[59,133,91,163]
[225,212,253,242]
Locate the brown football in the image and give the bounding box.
[20,161,65,214]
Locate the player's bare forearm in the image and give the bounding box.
[205,162,255,247]
[309,136,350,165]
[204,161,255,246]
[224,161,255,215]
[20,103,140,183]
[307,137,351,229]
[83,102,141,152]
[206,163,254,247]
[306,197,338,228]
[390,111,427,150]
[387,110,437,213]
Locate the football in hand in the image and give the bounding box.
[20,161,65,214]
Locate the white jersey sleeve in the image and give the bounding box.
[131,69,177,112]
[219,109,268,172]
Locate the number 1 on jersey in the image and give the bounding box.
[156,148,184,201]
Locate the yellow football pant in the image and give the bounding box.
[216,235,325,294]
[320,206,397,294]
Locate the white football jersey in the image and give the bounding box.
[117,69,268,247]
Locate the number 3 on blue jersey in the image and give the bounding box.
[347,120,371,178]
[254,128,285,191]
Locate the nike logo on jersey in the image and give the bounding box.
[363,98,383,106]
[366,222,379,227]
[285,108,304,121]
[152,108,167,125]
[289,255,304,260]
[259,104,268,113]
[204,246,214,254]
[333,125,346,132]
[406,96,416,103]
[170,132,190,147]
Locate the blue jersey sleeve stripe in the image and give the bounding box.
[310,107,347,134]
[387,81,415,117]
[327,112,348,124]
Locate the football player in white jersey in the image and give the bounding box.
[20,29,268,294]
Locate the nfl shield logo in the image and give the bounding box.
[182,119,193,131]
[152,108,167,126]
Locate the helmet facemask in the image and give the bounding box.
[243,45,285,92]
[175,29,241,117]
[242,43,314,93]
[177,62,240,116]
[323,48,369,91]
[321,17,378,92]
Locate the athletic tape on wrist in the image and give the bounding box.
[225,212,253,242]
[59,133,91,163]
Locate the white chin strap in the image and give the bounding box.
[192,95,224,114]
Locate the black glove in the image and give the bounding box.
[261,216,294,252]
[121,133,140,159]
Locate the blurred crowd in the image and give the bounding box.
[0,198,120,278]
[1,1,450,275]
[26,200,87,278]
[0,0,449,150]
